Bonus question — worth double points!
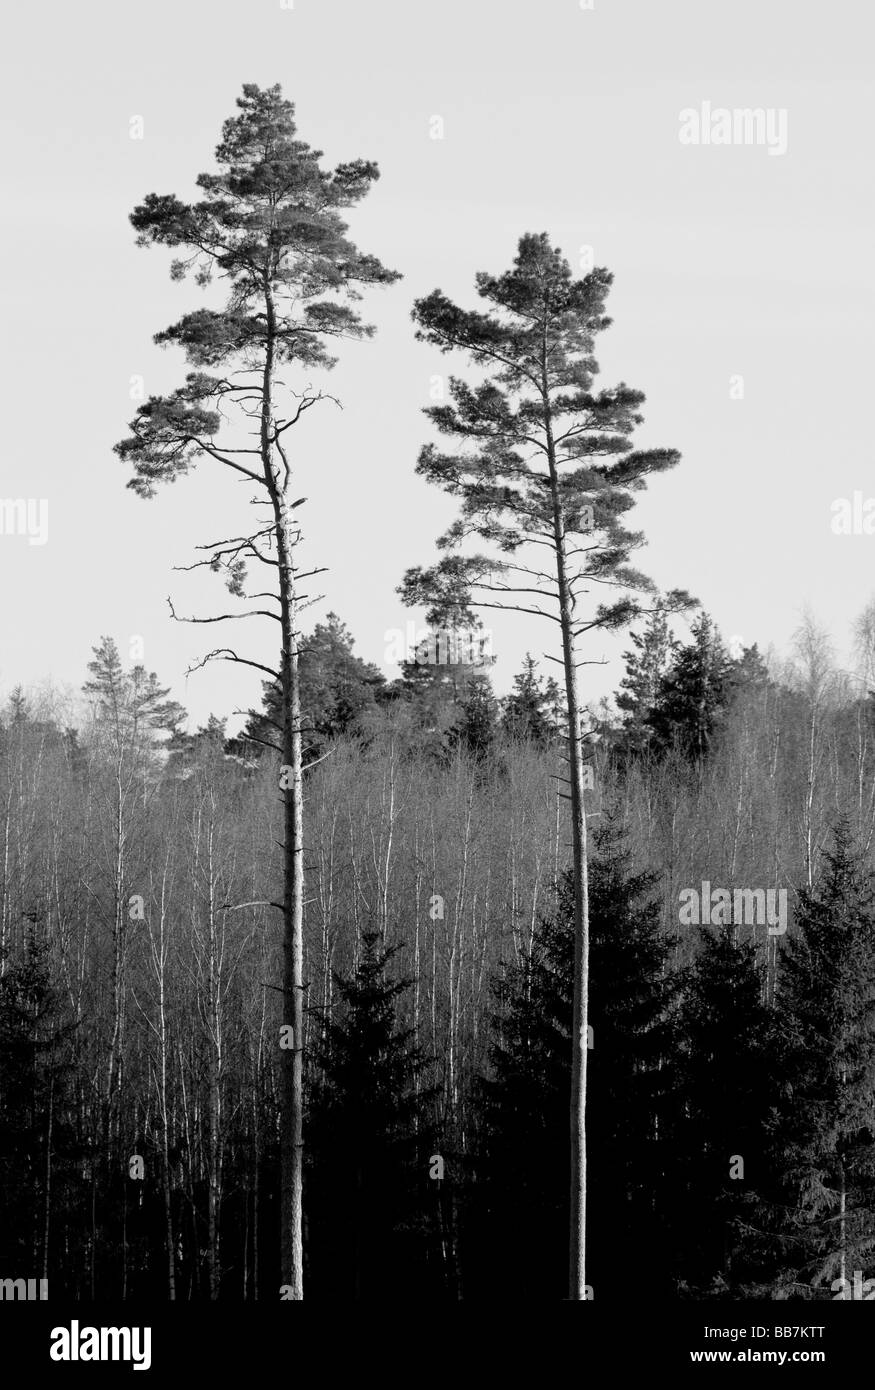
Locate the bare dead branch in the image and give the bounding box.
[186,648,281,680]
[168,596,280,627]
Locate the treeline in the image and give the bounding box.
[2,599,875,1300]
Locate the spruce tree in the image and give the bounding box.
[244,613,385,755]
[615,609,677,757]
[672,925,773,1296]
[299,613,385,744]
[647,612,731,761]
[448,672,497,762]
[305,932,437,1300]
[467,886,571,1300]
[585,815,677,1296]
[469,814,675,1299]
[0,933,76,1284]
[395,622,494,742]
[502,654,560,746]
[726,642,770,698]
[743,822,875,1298]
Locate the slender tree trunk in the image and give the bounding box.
[262,280,305,1299]
[804,709,817,888]
[252,1067,260,1302]
[155,861,176,1299]
[543,380,591,1301]
[839,1161,846,1289]
[413,822,422,1081]
[0,787,11,976]
[89,1147,97,1298]
[159,1049,175,1299]
[205,816,222,1300]
[42,1073,54,1286]
[839,1063,847,1288]
[122,1180,128,1300]
[560,603,590,1300]
[277,520,304,1298]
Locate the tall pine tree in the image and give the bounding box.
[401,234,690,1295]
[115,85,399,1296]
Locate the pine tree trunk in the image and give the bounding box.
[544,393,591,1301]
[561,602,590,1300]
[262,280,305,1299]
[277,518,304,1298]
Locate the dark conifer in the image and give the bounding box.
[305,932,439,1299]
[468,814,675,1299]
[647,612,731,761]
[502,654,560,747]
[742,822,875,1298]
[671,925,773,1296]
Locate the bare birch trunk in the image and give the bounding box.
[205,815,222,1300]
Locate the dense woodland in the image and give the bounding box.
[3,601,875,1300]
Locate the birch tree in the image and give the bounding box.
[114,83,399,1298]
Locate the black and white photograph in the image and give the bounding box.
[0,0,871,1369]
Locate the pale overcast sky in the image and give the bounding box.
[1,0,873,730]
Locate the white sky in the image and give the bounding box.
[1,0,873,731]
